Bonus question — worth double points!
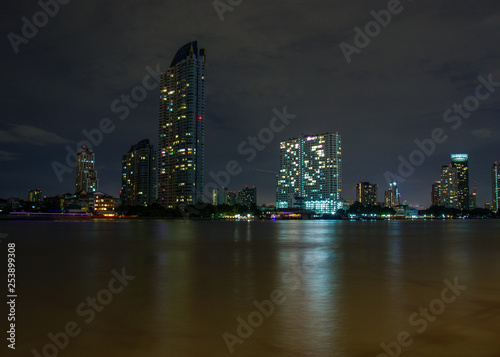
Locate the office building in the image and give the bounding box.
[75,146,98,193]
[121,139,157,206]
[276,133,342,215]
[238,186,257,206]
[158,41,206,207]
[451,154,469,210]
[28,189,42,204]
[493,162,500,213]
[356,182,378,206]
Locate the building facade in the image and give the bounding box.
[28,189,42,204]
[431,181,441,206]
[356,182,377,206]
[121,139,157,206]
[212,187,228,206]
[384,181,400,208]
[451,154,469,210]
[238,186,257,206]
[75,146,98,193]
[158,41,206,208]
[492,162,500,213]
[276,133,342,215]
[439,164,458,208]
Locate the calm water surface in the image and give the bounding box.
[1,220,499,356]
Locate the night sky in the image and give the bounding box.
[1,0,499,207]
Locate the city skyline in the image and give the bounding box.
[1,1,500,207]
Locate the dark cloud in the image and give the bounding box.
[1,0,499,206]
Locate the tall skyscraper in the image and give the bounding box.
[431,181,441,206]
[439,164,458,208]
[121,139,157,206]
[356,182,378,206]
[75,146,98,193]
[451,154,469,210]
[158,41,206,208]
[384,181,400,208]
[492,162,500,213]
[276,133,342,215]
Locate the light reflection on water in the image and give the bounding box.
[1,219,499,356]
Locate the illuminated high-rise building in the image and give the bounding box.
[451,154,469,210]
[356,182,378,206]
[431,181,441,206]
[121,139,157,206]
[439,164,458,208]
[384,181,400,208]
[28,189,42,204]
[158,41,206,207]
[212,187,228,206]
[470,181,477,210]
[492,162,500,213]
[238,186,257,206]
[227,191,237,206]
[276,132,342,215]
[75,146,98,193]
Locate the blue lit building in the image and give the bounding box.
[276,133,342,215]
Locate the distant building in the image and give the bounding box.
[28,189,42,204]
[227,191,237,206]
[384,181,400,208]
[212,187,228,205]
[76,146,98,193]
[7,197,21,210]
[90,192,115,213]
[470,181,477,210]
[276,132,342,215]
[65,191,115,213]
[121,139,157,206]
[158,41,206,208]
[238,186,257,206]
[356,182,377,206]
[492,162,500,213]
[440,165,458,209]
[485,202,492,210]
[451,154,469,210]
[431,181,441,206]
